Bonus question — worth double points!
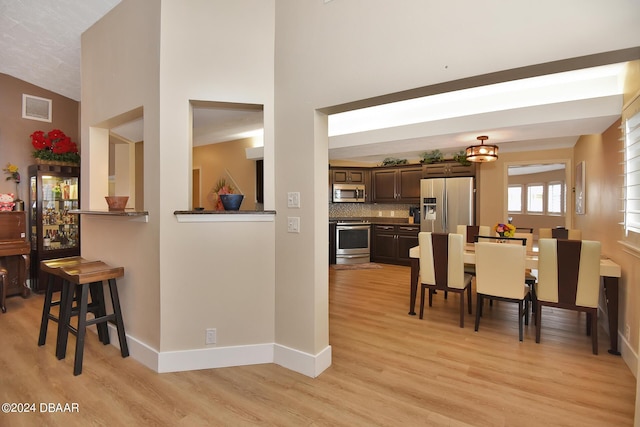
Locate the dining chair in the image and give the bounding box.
[539,227,582,240]
[535,238,601,354]
[475,234,537,313]
[474,241,530,341]
[456,225,491,244]
[456,225,490,276]
[418,232,473,327]
[516,227,534,233]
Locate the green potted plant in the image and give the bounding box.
[452,151,471,166]
[420,150,443,164]
[380,157,408,166]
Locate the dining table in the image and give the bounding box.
[408,244,623,355]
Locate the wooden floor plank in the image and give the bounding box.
[0,264,635,426]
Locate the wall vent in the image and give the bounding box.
[22,94,52,122]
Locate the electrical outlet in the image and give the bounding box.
[390,211,395,217]
[625,324,631,341]
[206,328,216,345]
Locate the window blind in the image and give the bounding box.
[624,110,640,235]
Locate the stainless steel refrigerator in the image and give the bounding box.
[420,177,475,233]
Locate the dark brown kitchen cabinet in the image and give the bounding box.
[396,225,420,264]
[331,168,366,184]
[371,223,419,266]
[371,166,421,203]
[422,161,476,178]
[371,224,396,264]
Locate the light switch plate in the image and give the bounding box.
[287,217,300,233]
[287,192,300,208]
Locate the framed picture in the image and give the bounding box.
[575,161,585,215]
[22,94,52,122]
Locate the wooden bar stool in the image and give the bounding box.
[0,267,7,313]
[56,261,129,376]
[38,257,108,348]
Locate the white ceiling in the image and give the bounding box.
[0,1,630,164]
[0,0,121,101]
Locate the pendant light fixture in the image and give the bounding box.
[465,135,498,162]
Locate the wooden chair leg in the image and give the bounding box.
[0,270,7,313]
[56,281,75,360]
[535,303,542,343]
[89,281,110,345]
[591,309,598,355]
[586,312,592,336]
[38,273,56,346]
[518,300,524,342]
[107,278,129,358]
[419,285,426,319]
[524,295,529,326]
[428,288,434,307]
[467,286,472,314]
[459,290,464,328]
[474,294,483,332]
[73,284,90,375]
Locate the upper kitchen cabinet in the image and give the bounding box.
[371,165,422,203]
[422,161,476,178]
[331,167,367,184]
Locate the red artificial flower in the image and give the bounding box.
[30,130,48,150]
[48,129,65,140]
[31,129,78,154]
[52,137,78,154]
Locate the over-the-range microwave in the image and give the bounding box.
[333,183,366,203]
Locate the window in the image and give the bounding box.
[624,110,640,236]
[527,184,544,213]
[507,185,522,212]
[547,182,563,214]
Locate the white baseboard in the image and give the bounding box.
[103,324,332,377]
[274,343,332,378]
[598,304,636,377]
[620,331,638,378]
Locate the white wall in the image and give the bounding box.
[273,0,640,360]
[81,0,162,350]
[81,0,277,372]
[80,0,640,376]
[157,0,275,352]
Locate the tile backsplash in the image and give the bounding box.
[329,203,414,219]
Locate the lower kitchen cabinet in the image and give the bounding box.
[371,224,419,266]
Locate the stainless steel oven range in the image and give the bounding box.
[335,221,371,264]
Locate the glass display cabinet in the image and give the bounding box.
[28,164,80,292]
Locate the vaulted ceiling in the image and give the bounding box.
[0,1,634,164]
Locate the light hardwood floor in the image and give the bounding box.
[0,264,635,426]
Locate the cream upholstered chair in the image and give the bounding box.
[456,225,490,276]
[513,232,534,252]
[418,232,473,327]
[539,228,582,240]
[474,241,530,341]
[456,225,491,244]
[513,232,538,300]
[535,238,601,354]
